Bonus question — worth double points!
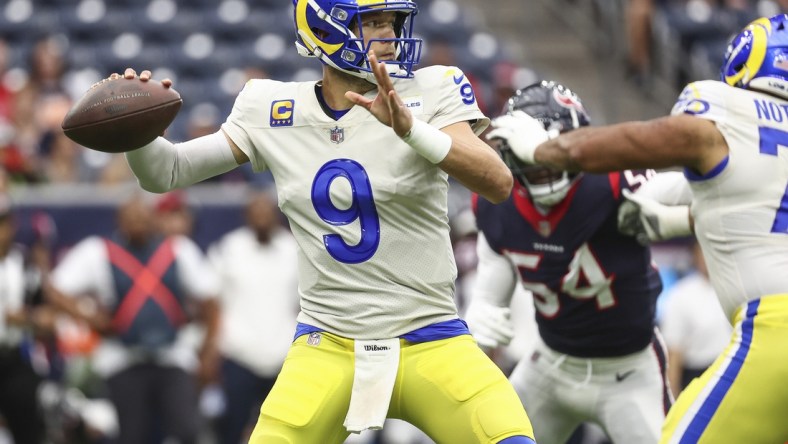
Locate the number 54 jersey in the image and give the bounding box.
[474,175,663,358]
[221,66,488,340]
[672,80,788,319]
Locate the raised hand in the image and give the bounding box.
[345,51,413,137]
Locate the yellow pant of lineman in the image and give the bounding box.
[660,294,788,443]
[249,333,534,443]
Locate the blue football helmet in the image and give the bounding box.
[721,14,788,99]
[293,0,422,82]
[499,81,590,207]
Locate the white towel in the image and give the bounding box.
[343,338,401,433]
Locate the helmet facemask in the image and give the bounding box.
[498,139,574,207]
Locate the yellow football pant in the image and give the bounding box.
[660,294,788,443]
[249,333,534,444]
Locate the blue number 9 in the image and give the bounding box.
[311,159,381,263]
[460,83,476,105]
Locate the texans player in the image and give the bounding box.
[489,15,788,444]
[468,80,672,444]
[112,0,535,442]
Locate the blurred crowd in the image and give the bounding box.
[0,0,542,192]
[625,0,788,89]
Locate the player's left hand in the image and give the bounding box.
[345,50,413,138]
[487,110,551,163]
[618,189,692,244]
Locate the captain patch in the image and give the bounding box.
[270,100,295,127]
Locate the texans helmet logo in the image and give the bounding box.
[553,89,585,114]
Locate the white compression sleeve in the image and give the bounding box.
[124,131,238,193]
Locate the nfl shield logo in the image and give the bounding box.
[330,126,344,144]
[307,332,321,346]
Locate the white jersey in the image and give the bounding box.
[671,80,788,319]
[221,65,488,339]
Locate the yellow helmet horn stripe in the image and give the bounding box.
[725,18,772,86]
[296,0,343,56]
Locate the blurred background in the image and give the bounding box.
[0,0,781,443]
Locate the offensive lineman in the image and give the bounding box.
[489,14,788,444]
[108,0,536,442]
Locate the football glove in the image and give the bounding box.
[486,110,553,163]
[464,298,515,350]
[618,189,692,244]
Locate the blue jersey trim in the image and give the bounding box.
[679,299,759,443]
[684,156,729,182]
[293,319,470,343]
[293,323,323,341]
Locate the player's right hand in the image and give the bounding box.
[464,298,515,350]
[487,110,551,163]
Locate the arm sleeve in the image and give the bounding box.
[124,131,238,193]
[469,232,518,307]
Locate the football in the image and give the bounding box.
[61,77,182,153]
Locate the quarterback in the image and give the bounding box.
[116,0,535,443]
[490,14,788,444]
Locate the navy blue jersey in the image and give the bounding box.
[474,171,663,358]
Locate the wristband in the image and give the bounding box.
[401,119,452,164]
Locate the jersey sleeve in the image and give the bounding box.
[423,65,490,134]
[670,80,729,124]
[221,79,272,172]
